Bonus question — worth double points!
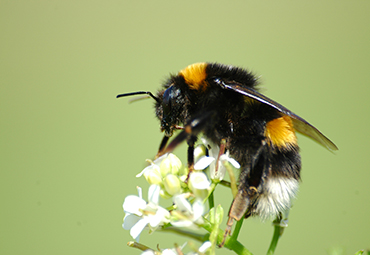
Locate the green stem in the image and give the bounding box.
[202,219,253,255]
[225,162,238,198]
[161,227,206,242]
[266,216,285,255]
[127,241,153,252]
[208,189,215,209]
[231,219,244,240]
[266,224,280,255]
[219,180,231,188]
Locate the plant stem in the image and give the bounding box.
[266,224,281,255]
[161,227,206,242]
[219,180,231,188]
[202,219,253,255]
[231,219,244,240]
[127,241,153,252]
[208,189,215,209]
[266,217,285,255]
[225,163,238,198]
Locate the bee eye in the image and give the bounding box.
[162,85,181,115]
[162,86,173,114]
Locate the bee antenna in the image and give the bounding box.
[116,91,160,103]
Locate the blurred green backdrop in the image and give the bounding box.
[1,1,369,254]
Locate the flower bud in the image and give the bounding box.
[159,189,172,199]
[144,168,162,185]
[163,174,181,196]
[194,144,207,163]
[188,171,211,199]
[160,153,182,177]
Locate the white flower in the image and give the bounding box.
[138,242,211,255]
[188,171,211,199]
[193,144,207,163]
[140,243,187,255]
[194,139,240,181]
[140,250,178,255]
[136,154,185,190]
[171,194,205,228]
[215,151,240,179]
[136,155,168,185]
[122,185,170,241]
[161,249,178,255]
[198,241,212,253]
[189,171,211,190]
[140,251,155,255]
[194,156,215,171]
[159,153,183,176]
[163,174,181,195]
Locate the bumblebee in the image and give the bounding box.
[117,62,337,243]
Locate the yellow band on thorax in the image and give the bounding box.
[179,63,208,92]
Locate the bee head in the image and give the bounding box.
[156,85,185,137]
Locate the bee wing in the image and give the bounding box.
[219,80,338,151]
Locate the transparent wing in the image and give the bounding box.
[218,80,338,151]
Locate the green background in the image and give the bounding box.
[1,1,369,254]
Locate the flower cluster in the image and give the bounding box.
[122,140,240,254]
[138,241,212,255]
[136,153,187,198]
[123,185,170,241]
[194,138,240,181]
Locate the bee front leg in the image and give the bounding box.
[185,135,198,181]
[161,111,217,175]
[156,135,170,158]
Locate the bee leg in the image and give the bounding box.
[163,111,216,155]
[156,127,185,158]
[185,135,197,181]
[162,112,215,154]
[162,112,216,180]
[155,131,196,182]
[156,135,170,159]
[214,139,227,175]
[220,186,258,247]
[220,140,268,247]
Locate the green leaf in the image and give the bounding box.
[354,250,364,255]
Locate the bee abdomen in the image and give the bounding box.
[252,176,299,220]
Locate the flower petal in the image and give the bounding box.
[198,241,212,253]
[170,220,194,228]
[194,144,207,163]
[153,153,169,167]
[137,186,143,199]
[135,167,147,178]
[163,174,181,196]
[130,218,149,241]
[122,214,141,230]
[223,156,240,169]
[161,249,178,255]
[194,156,215,170]
[123,195,146,215]
[149,206,170,227]
[192,199,205,221]
[189,172,211,190]
[148,184,160,205]
[141,250,155,255]
[173,194,192,213]
[160,154,182,176]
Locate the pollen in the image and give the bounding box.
[265,116,297,148]
[179,63,208,92]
